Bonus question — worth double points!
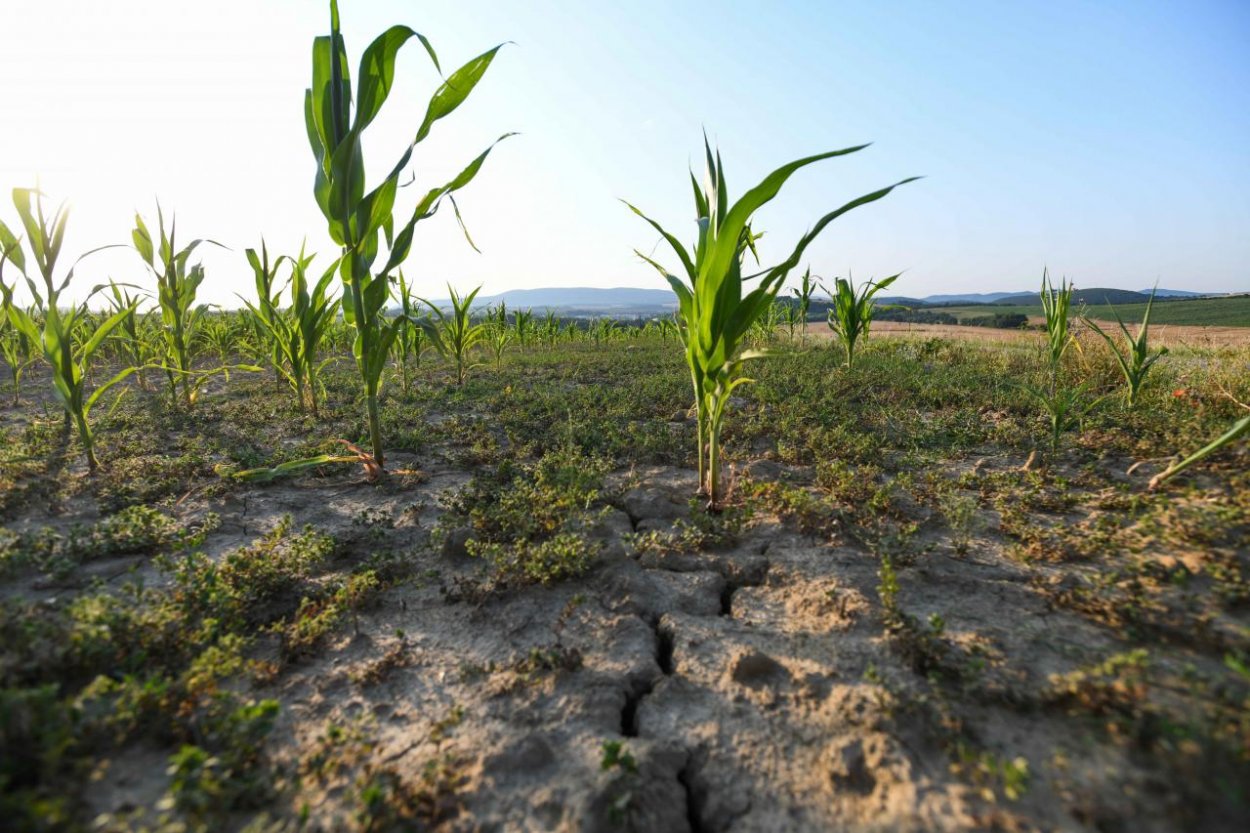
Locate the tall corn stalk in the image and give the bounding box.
[305,0,511,466]
[628,138,916,508]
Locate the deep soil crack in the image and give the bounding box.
[678,759,709,833]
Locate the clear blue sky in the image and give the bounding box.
[1,0,1247,305]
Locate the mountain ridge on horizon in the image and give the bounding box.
[420,284,1220,310]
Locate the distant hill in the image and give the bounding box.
[876,288,1209,308]
[414,285,1226,317]
[920,292,1025,304]
[875,296,928,307]
[937,295,1250,327]
[992,288,1152,306]
[426,286,676,311]
[1143,288,1204,298]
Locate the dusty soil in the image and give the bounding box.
[61,455,1242,832]
[3,339,1247,832]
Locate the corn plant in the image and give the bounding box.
[0,276,35,401]
[132,206,234,407]
[244,247,341,416]
[589,317,618,346]
[2,188,135,471]
[1083,285,1167,408]
[1039,268,1074,378]
[427,285,487,385]
[243,241,290,384]
[392,271,434,397]
[1022,383,1104,453]
[824,273,900,368]
[513,309,534,350]
[198,313,243,373]
[628,138,916,507]
[792,266,817,339]
[1020,270,1098,453]
[540,310,561,349]
[487,321,512,370]
[782,299,804,342]
[103,282,155,392]
[485,301,508,331]
[305,0,511,466]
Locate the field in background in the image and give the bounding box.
[807,318,1250,348]
[935,294,1250,327]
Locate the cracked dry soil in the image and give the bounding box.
[66,457,1241,833]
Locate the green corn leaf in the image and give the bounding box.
[354,26,438,133]
[415,44,507,143]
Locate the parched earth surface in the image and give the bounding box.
[14,455,1239,833]
[2,337,1248,832]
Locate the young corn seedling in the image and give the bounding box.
[782,299,804,342]
[391,271,425,397]
[285,251,341,417]
[541,310,561,349]
[1021,270,1097,453]
[1039,268,1074,380]
[749,298,786,345]
[655,315,681,342]
[513,309,534,350]
[487,321,512,370]
[2,188,136,471]
[488,300,508,330]
[104,281,154,392]
[305,0,511,466]
[628,137,916,508]
[426,285,487,385]
[198,312,244,374]
[589,317,618,346]
[243,241,291,386]
[1083,285,1167,408]
[0,275,36,401]
[791,266,817,342]
[243,246,341,416]
[824,273,900,369]
[1021,382,1104,454]
[132,206,246,406]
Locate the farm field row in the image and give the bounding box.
[2,333,1248,831]
[936,295,1250,327]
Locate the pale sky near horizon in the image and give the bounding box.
[1,0,1247,308]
